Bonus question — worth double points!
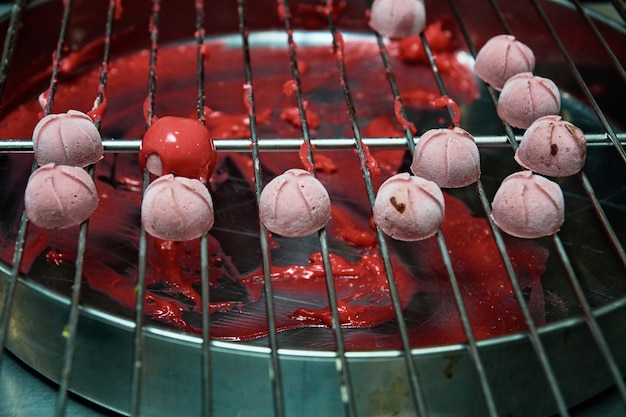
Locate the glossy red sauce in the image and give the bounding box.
[0,22,549,350]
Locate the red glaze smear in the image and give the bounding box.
[38,88,51,115]
[242,83,252,114]
[430,95,461,128]
[260,252,415,328]
[328,206,377,247]
[296,0,347,26]
[59,38,108,75]
[393,97,417,135]
[45,248,73,266]
[299,141,315,173]
[355,141,380,177]
[396,22,456,65]
[298,142,339,174]
[88,91,108,123]
[282,79,297,97]
[280,101,320,129]
[275,0,285,23]
[142,95,157,125]
[114,0,123,20]
[333,31,345,59]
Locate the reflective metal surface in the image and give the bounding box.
[0,1,625,416]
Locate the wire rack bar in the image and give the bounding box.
[373,34,416,151]
[0,133,624,153]
[325,4,429,416]
[0,0,31,372]
[532,0,626,164]
[0,1,625,417]
[504,1,626,403]
[461,3,626,411]
[420,8,570,416]
[238,1,286,417]
[452,0,626,413]
[608,0,626,23]
[551,232,626,404]
[371,23,500,417]
[574,0,626,84]
[0,0,28,114]
[279,1,358,416]
[195,1,213,416]
[130,1,162,415]
[55,0,118,415]
[529,0,626,269]
[0,0,75,383]
[450,0,626,274]
[54,180,91,417]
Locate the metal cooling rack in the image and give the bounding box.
[0,0,626,416]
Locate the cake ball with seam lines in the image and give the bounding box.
[515,115,586,177]
[368,0,426,39]
[141,174,214,241]
[373,173,444,241]
[259,168,331,238]
[491,170,564,239]
[32,110,103,167]
[410,127,480,188]
[496,72,561,129]
[474,34,535,91]
[25,163,99,229]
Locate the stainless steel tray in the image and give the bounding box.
[1,0,626,416]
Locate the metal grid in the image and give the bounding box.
[0,0,625,416]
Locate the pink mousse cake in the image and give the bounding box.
[24,163,99,229]
[474,34,535,91]
[373,173,444,241]
[497,72,561,129]
[259,168,331,238]
[410,127,480,188]
[32,110,103,167]
[491,170,564,239]
[515,115,587,177]
[368,0,426,39]
[141,174,214,241]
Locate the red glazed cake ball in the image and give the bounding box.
[410,127,480,188]
[373,173,444,241]
[368,0,426,39]
[496,72,561,129]
[491,171,564,239]
[141,174,214,241]
[32,110,103,167]
[139,116,217,183]
[474,34,535,91]
[24,163,99,229]
[515,115,587,177]
[259,169,331,238]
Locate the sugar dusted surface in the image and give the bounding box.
[496,72,561,129]
[491,170,564,239]
[515,115,587,177]
[410,126,480,188]
[259,168,331,238]
[368,0,426,39]
[32,110,103,168]
[474,34,535,91]
[373,172,444,241]
[141,174,215,241]
[24,163,99,229]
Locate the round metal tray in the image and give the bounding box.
[1,1,626,416]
